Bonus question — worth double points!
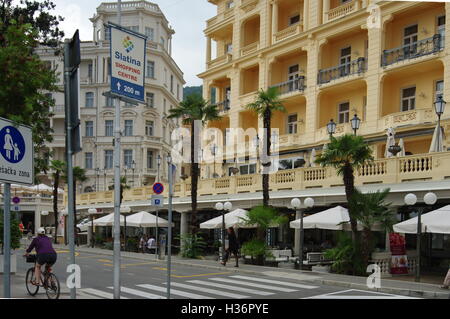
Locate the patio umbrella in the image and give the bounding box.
[309,149,316,167]
[397,138,406,157]
[429,124,445,153]
[393,205,450,234]
[92,213,125,226]
[200,208,255,229]
[290,206,382,231]
[125,211,173,227]
[384,127,396,158]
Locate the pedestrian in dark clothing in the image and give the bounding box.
[221,227,239,267]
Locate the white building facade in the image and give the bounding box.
[37,1,184,193]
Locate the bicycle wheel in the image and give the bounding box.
[45,273,60,299]
[25,268,39,296]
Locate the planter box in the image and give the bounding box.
[311,265,331,273]
[0,252,17,274]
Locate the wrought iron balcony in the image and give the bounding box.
[214,100,230,113]
[381,34,443,67]
[270,77,306,96]
[318,57,366,85]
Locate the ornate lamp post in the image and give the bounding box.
[327,119,337,138]
[131,160,136,187]
[388,144,402,157]
[434,95,446,152]
[351,114,361,136]
[404,192,437,282]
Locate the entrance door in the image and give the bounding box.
[437,16,446,49]
[339,46,351,76]
[288,64,299,92]
[225,87,231,110]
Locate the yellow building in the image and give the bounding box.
[76,1,450,260]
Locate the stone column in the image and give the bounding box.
[206,36,212,67]
[272,1,279,43]
[34,195,42,235]
[322,0,330,24]
[303,0,309,32]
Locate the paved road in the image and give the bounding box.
[9,248,418,300]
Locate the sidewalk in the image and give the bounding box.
[54,244,450,299]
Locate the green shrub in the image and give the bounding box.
[241,239,273,259]
[104,242,113,250]
[324,232,365,276]
[0,211,22,251]
[177,233,207,259]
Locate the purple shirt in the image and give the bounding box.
[26,236,56,255]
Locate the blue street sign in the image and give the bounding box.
[153,182,164,195]
[109,25,146,102]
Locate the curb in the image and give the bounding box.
[60,246,450,299]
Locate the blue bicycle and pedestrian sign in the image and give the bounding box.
[0,117,34,185]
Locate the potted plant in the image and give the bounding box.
[0,211,22,274]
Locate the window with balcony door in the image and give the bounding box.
[124,120,133,136]
[289,14,300,26]
[105,120,114,137]
[225,87,231,109]
[105,96,114,108]
[437,16,446,49]
[288,64,300,91]
[401,87,416,112]
[85,152,93,169]
[287,114,298,134]
[124,150,133,168]
[338,102,350,124]
[340,47,351,76]
[88,63,93,80]
[147,150,154,169]
[239,163,256,175]
[146,61,155,78]
[145,121,154,136]
[145,27,154,41]
[226,1,234,9]
[85,92,94,108]
[435,80,444,100]
[85,121,94,137]
[403,25,418,56]
[104,150,113,169]
[146,92,154,108]
[225,43,233,54]
[278,157,305,170]
[170,75,174,93]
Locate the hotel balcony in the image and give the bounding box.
[318,57,366,85]
[214,100,231,113]
[240,42,259,57]
[206,6,235,30]
[207,53,233,69]
[380,108,435,131]
[270,77,306,97]
[240,0,259,13]
[273,23,303,44]
[50,105,65,118]
[381,35,443,68]
[240,14,260,57]
[271,0,304,44]
[324,0,365,23]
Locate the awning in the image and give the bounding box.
[125,211,173,227]
[200,208,255,229]
[393,205,450,234]
[92,213,125,226]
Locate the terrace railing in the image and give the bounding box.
[318,57,366,84]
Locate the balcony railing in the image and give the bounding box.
[240,42,259,57]
[273,23,302,44]
[270,77,306,96]
[207,53,232,69]
[206,7,235,28]
[381,34,442,67]
[327,0,360,22]
[50,105,65,114]
[318,57,366,84]
[214,100,231,113]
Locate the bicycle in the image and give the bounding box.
[24,254,60,299]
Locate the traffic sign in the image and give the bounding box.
[12,196,20,204]
[152,182,164,195]
[109,23,146,102]
[0,117,33,185]
[151,195,164,208]
[13,205,19,212]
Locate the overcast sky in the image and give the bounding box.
[50,0,216,86]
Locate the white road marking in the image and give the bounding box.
[230,275,318,289]
[80,288,128,299]
[169,282,249,299]
[107,286,165,299]
[208,277,297,292]
[188,280,273,296]
[304,289,420,299]
[137,284,213,299]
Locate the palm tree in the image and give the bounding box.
[315,134,373,245]
[109,176,131,206]
[168,93,221,233]
[50,160,65,244]
[245,87,286,207]
[349,188,395,268]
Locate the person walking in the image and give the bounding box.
[19,221,24,235]
[139,235,147,254]
[147,236,156,254]
[221,227,239,267]
[441,265,450,289]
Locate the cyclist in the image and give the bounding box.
[24,228,57,286]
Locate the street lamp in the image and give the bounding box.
[291,198,302,267]
[351,114,361,136]
[88,208,97,248]
[157,154,161,182]
[388,144,402,157]
[211,144,218,178]
[434,95,446,152]
[327,119,336,138]
[404,192,437,282]
[131,160,136,187]
[215,202,225,262]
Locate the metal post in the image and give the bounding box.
[64,41,77,299]
[299,209,304,270]
[167,159,173,299]
[155,208,158,259]
[416,207,422,282]
[222,210,225,262]
[3,183,11,298]
[112,0,122,300]
[437,115,441,153]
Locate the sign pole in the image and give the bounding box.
[64,39,77,299]
[3,183,11,298]
[167,159,173,299]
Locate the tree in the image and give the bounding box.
[0,210,22,253]
[241,205,288,265]
[50,160,65,244]
[109,176,131,206]
[168,93,221,234]
[315,134,373,273]
[245,87,286,207]
[349,188,395,268]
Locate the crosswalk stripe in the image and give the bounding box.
[230,275,318,289]
[208,278,297,292]
[107,286,165,299]
[81,288,129,299]
[187,280,273,296]
[137,284,213,299]
[169,282,249,299]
